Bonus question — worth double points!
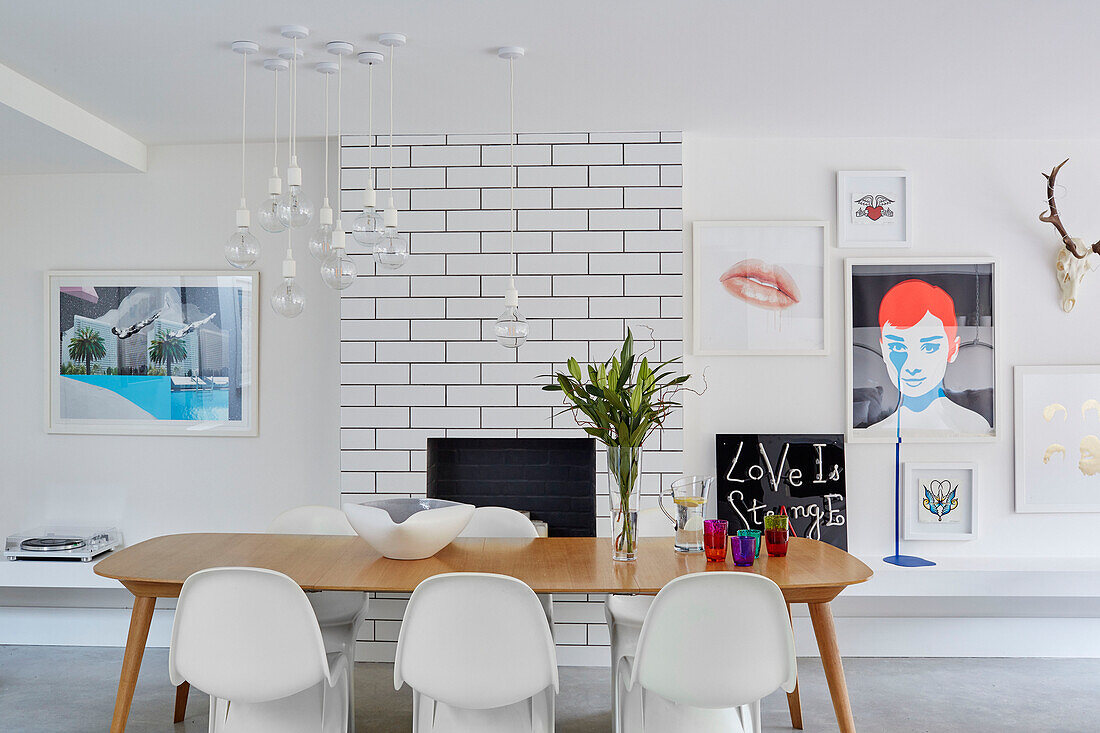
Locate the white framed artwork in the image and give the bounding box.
[692,221,828,356]
[837,171,912,248]
[46,271,259,436]
[1014,365,1100,512]
[845,258,997,443]
[903,462,976,540]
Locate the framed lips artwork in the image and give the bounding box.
[692,221,828,355]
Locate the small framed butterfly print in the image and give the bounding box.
[903,462,976,540]
[837,171,912,248]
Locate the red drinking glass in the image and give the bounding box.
[703,519,728,562]
[764,514,789,557]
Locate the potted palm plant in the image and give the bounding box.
[544,330,692,561]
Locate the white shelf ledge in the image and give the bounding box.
[851,555,1100,598]
[0,552,122,590]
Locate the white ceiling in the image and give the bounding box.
[0,0,1098,163]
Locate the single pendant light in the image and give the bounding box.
[271,235,306,317]
[373,33,409,270]
[225,41,260,268]
[308,60,337,262]
[352,51,385,247]
[321,42,359,290]
[493,46,529,349]
[257,58,288,233]
[277,26,314,228]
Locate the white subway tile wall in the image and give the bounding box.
[339,132,683,663]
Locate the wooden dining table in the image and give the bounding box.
[94,533,872,732]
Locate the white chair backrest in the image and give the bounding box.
[269,505,356,535]
[169,567,332,703]
[629,572,796,708]
[637,506,675,537]
[395,572,558,709]
[459,506,539,539]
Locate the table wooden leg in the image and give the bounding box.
[174,681,190,723]
[110,595,156,733]
[808,602,855,733]
[785,603,804,730]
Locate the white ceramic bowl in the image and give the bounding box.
[342,498,475,560]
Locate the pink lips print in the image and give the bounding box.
[719,259,801,310]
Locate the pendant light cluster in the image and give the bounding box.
[223,27,410,318]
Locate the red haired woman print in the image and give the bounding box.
[866,279,992,434]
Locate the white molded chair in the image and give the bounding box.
[605,506,674,732]
[459,506,554,634]
[169,567,348,733]
[395,572,558,732]
[621,572,797,733]
[269,505,368,732]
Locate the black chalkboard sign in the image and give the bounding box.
[715,434,847,550]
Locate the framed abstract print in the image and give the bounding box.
[46,271,258,436]
[837,171,912,248]
[692,221,828,355]
[903,462,976,540]
[1014,365,1100,512]
[846,258,997,443]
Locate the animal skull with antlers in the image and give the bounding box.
[1041,159,1100,312]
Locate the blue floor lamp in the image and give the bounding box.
[882,349,935,567]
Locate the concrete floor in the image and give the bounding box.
[2,645,1099,732]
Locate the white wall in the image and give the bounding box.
[682,135,1100,560]
[0,142,340,545]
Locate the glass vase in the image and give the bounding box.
[607,445,642,562]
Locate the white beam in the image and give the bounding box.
[0,63,147,172]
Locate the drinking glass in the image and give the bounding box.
[764,514,789,557]
[736,529,762,557]
[731,534,756,567]
[703,519,728,562]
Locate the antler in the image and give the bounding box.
[1041,159,1100,259]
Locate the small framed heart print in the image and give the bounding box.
[837,171,912,248]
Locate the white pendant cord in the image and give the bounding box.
[291,37,298,161]
[508,56,516,279]
[337,53,343,206]
[240,50,247,203]
[271,67,280,170]
[368,63,374,183]
[388,43,395,202]
[322,72,330,204]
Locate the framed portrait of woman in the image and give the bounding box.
[845,258,997,443]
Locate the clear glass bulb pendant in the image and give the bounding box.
[494,306,529,348]
[258,194,287,233]
[373,226,409,269]
[321,250,358,290]
[494,279,528,348]
[271,276,305,318]
[225,227,259,268]
[259,171,287,233]
[278,187,314,229]
[309,202,335,262]
[352,207,384,246]
[277,161,313,228]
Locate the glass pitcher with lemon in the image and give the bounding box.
[659,475,714,553]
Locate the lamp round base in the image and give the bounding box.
[883,554,935,567]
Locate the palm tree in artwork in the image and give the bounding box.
[67,327,107,375]
[148,329,188,377]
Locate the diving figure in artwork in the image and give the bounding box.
[112,310,162,340]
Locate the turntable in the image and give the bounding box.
[5,526,122,562]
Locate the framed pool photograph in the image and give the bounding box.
[692,220,829,356]
[845,258,997,443]
[46,271,258,436]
